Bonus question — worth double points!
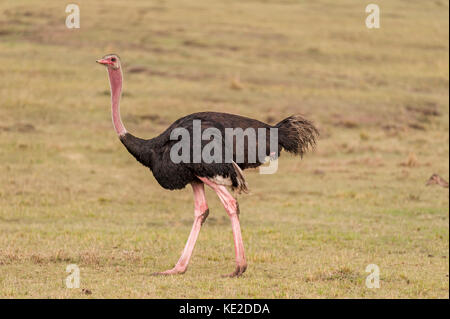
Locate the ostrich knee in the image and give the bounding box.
[197,208,209,225]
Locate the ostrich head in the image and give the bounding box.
[96,54,121,70]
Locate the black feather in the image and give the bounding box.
[119,112,318,191]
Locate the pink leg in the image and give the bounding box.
[153,182,209,275]
[198,177,247,277]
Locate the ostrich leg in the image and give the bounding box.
[153,182,209,275]
[198,177,247,277]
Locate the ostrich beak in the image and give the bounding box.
[96,58,113,65]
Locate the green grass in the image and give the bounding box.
[0,0,448,298]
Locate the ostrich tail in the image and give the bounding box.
[276,115,319,157]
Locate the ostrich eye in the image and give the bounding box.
[111,57,116,62]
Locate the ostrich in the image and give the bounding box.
[96,54,319,277]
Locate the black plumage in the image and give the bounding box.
[119,111,319,191]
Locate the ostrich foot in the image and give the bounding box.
[222,264,247,278]
[151,267,186,276]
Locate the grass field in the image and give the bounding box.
[0,0,448,298]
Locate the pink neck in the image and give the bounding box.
[107,67,127,136]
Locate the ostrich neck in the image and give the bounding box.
[107,67,127,136]
[106,67,153,168]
